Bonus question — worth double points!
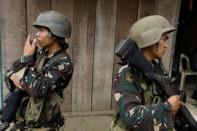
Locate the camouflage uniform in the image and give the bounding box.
[4,46,73,129]
[111,15,176,131]
[111,61,174,131]
[1,11,73,130]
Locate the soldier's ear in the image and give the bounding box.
[48,31,52,38]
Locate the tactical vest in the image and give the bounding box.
[15,50,69,128]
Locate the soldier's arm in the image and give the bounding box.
[21,59,73,98]
[114,67,172,129]
[5,48,42,80]
[4,55,34,91]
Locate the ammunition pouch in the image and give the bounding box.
[16,93,63,127]
[40,93,63,123]
[25,98,44,124]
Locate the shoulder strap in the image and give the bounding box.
[37,55,45,72]
[42,51,68,71]
[129,67,145,104]
[49,51,68,66]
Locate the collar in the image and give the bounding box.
[42,48,66,59]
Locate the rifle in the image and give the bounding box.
[115,37,197,131]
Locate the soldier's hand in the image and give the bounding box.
[23,35,37,56]
[10,73,23,90]
[167,95,181,114]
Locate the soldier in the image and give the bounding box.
[0,11,73,130]
[111,15,181,131]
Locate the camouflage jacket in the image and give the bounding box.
[4,46,73,127]
[5,47,73,98]
[113,61,173,131]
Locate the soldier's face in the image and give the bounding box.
[152,33,170,59]
[35,27,54,48]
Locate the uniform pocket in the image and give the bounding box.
[24,98,44,123]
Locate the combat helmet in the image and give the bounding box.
[33,11,71,38]
[129,15,175,48]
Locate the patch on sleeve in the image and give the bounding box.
[58,64,65,71]
[126,72,133,83]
